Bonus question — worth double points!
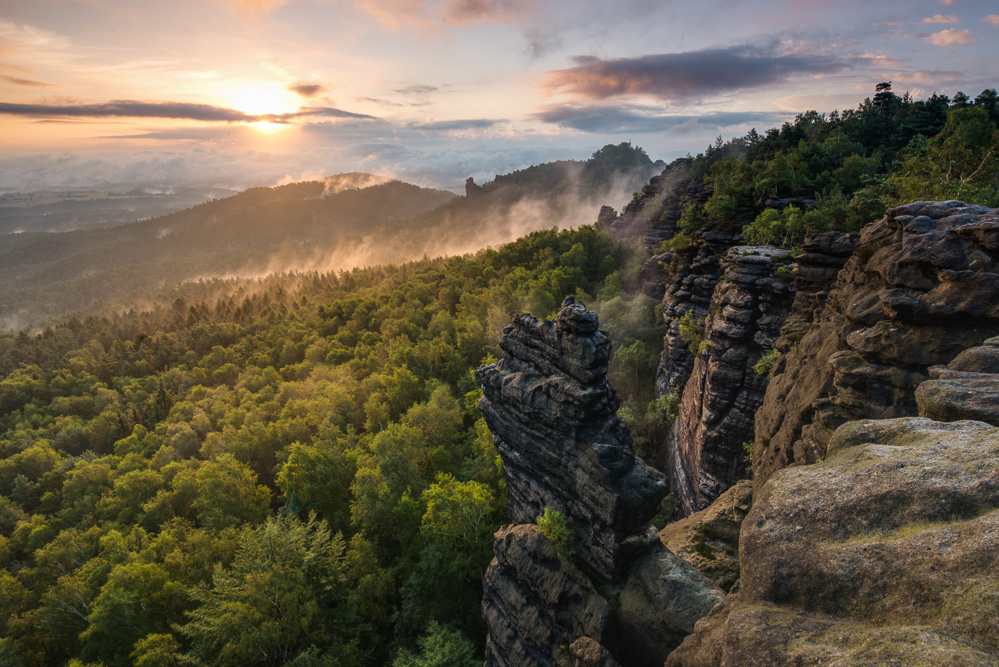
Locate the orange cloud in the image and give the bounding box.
[213,0,290,15]
[924,28,975,46]
[856,51,902,67]
[984,15,999,26]
[358,0,533,31]
[922,14,958,24]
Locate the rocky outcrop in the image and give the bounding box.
[465,176,484,198]
[639,252,670,301]
[916,336,999,425]
[481,525,613,667]
[477,299,723,666]
[667,245,796,517]
[773,231,858,353]
[601,158,707,249]
[655,232,742,400]
[753,201,999,488]
[477,298,668,581]
[666,415,999,666]
[658,480,751,592]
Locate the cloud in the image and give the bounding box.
[0,100,378,123]
[540,45,847,103]
[983,15,999,27]
[0,73,54,87]
[289,83,325,97]
[214,0,289,14]
[856,51,901,67]
[411,118,501,131]
[923,28,976,46]
[940,0,954,5]
[886,70,963,85]
[394,84,438,96]
[532,104,786,133]
[358,0,535,30]
[922,14,959,24]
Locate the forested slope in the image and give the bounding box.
[0,226,661,667]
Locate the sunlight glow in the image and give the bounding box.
[248,120,289,132]
[226,83,300,117]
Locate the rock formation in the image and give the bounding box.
[754,201,999,488]
[664,203,999,664]
[658,480,751,592]
[465,176,484,198]
[477,298,722,666]
[601,158,708,249]
[916,336,999,425]
[668,386,999,664]
[667,245,796,516]
[654,232,742,400]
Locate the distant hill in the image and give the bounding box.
[0,175,455,329]
[0,145,659,330]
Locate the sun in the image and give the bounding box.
[224,83,300,119]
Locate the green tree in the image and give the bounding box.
[180,514,353,667]
[392,622,479,667]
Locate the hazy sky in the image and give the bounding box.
[1,0,997,192]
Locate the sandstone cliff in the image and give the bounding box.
[666,335,999,664]
[753,200,999,488]
[667,245,796,517]
[477,299,722,667]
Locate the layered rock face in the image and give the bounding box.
[754,201,999,487]
[655,232,742,399]
[477,299,667,580]
[916,336,999,425]
[477,299,723,666]
[668,245,796,516]
[667,414,999,666]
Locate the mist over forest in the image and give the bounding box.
[2,78,999,667]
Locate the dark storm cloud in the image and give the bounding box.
[0,100,377,123]
[532,104,787,133]
[289,83,325,97]
[542,45,847,102]
[411,118,500,131]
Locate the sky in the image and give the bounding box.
[1,0,997,193]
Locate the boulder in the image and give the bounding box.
[667,417,999,666]
[658,480,752,591]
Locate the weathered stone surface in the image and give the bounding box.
[479,299,724,667]
[482,525,612,667]
[640,252,671,301]
[666,417,999,666]
[915,339,999,426]
[615,544,724,666]
[655,232,742,401]
[477,298,667,582]
[569,637,619,667]
[658,480,752,592]
[668,246,796,516]
[754,201,999,489]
